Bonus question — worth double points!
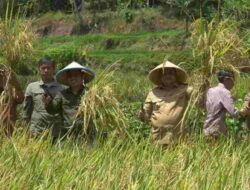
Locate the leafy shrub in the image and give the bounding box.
[40,45,83,69]
[124,10,134,23]
[16,62,34,75]
[122,102,151,139]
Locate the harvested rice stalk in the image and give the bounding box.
[77,64,132,140]
[0,12,35,70]
[190,18,249,103]
[0,2,35,131]
[181,18,249,129]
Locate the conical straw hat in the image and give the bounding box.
[148,61,187,85]
[56,61,95,86]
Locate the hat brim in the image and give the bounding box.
[148,63,187,85]
[56,67,95,86]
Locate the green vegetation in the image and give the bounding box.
[0,0,250,189]
[1,132,250,189]
[33,29,193,73]
[2,66,250,190]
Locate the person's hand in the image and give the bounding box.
[42,94,52,105]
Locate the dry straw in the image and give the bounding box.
[77,63,133,141]
[181,17,249,128]
[0,1,35,127]
[190,18,249,93]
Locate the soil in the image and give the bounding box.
[35,20,75,36]
[33,13,185,36]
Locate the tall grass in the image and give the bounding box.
[0,2,35,71]
[77,64,133,140]
[181,18,250,130]
[0,73,249,189]
[0,131,250,189]
[0,1,35,126]
[190,18,249,90]
[1,12,250,189]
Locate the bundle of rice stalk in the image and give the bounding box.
[180,18,249,128]
[190,18,249,103]
[0,2,35,128]
[77,64,133,140]
[0,4,35,70]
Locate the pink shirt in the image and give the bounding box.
[204,83,238,136]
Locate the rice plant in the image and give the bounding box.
[181,18,249,131]
[77,63,134,141]
[0,1,35,128]
[1,130,250,189]
[190,18,249,93]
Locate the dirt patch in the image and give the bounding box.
[33,10,185,36]
[35,20,75,36]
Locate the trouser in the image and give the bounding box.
[152,124,183,146]
[203,123,227,140]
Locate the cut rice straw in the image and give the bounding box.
[0,1,35,129]
[77,63,135,142]
[181,17,249,129]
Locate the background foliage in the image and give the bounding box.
[0,0,249,21]
[0,0,250,189]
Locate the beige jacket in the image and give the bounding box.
[143,84,192,145]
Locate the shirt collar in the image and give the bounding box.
[218,83,230,92]
[218,83,225,89]
[39,79,57,87]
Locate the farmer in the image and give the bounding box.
[23,57,63,137]
[139,61,193,148]
[0,65,24,136]
[204,71,238,139]
[43,61,95,140]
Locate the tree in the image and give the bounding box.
[164,0,217,36]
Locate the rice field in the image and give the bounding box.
[0,64,248,189]
[1,19,250,189]
[1,131,250,189]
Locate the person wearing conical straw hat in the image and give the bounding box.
[139,61,193,148]
[43,61,95,140]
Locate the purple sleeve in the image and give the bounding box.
[220,90,238,117]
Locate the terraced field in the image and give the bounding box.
[1,20,250,189]
[32,29,193,72]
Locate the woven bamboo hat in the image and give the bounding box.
[56,61,95,86]
[148,61,187,85]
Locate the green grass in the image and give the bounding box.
[25,30,192,76]
[2,22,250,189]
[3,62,250,190]
[1,133,250,189]
[39,29,183,44]
[5,72,250,189]
[36,29,185,54]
